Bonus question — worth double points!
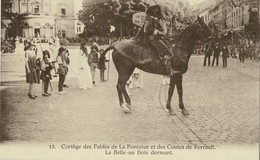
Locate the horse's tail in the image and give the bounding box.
[102,45,114,57]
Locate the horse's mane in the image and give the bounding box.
[177,23,197,42]
[174,23,198,54]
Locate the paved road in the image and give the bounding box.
[0,49,259,146]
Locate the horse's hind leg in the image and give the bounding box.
[176,75,189,116]
[167,77,176,116]
[113,51,135,113]
[118,71,134,113]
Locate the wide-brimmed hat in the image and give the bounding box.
[43,50,50,58]
[58,47,67,54]
[91,43,99,50]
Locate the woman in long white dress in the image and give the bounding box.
[78,45,93,89]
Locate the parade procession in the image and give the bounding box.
[0,0,259,159]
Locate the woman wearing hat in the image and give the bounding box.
[25,42,38,99]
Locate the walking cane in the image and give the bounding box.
[49,80,53,92]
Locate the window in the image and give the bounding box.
[62,30,66,37]
[34,28,40,37]
[77,26,81,33]
[34,5,39,13]
[61,8,66,16]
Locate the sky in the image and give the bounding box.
[75,0,83,13]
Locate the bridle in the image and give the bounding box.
[195,20,210,40]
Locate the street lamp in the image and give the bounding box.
[16,0,21,38]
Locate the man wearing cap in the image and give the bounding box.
[58,40,70,87]
[57,48,68,94]
[88,43,99,86]
[222,45,228,67]
[212,43,221,67]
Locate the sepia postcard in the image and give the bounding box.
[0,0,259,159]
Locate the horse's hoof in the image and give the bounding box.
[121,104,131,114]
[124,104,132,114]
[124,107,131,114]
[182,109,189,116]
[169,109,176,116]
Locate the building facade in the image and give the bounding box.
[199,8,211,25]
[201,0,258,37]
[2,0,78,39]
[54,0,77,38]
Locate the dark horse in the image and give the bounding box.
[102,16,211,116]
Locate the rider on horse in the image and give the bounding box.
[137,5,174,76]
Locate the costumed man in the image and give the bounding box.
[88,43,99,86]
[142,5,173,76]
[58,40,70,87]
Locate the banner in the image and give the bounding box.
[132,12,146,27]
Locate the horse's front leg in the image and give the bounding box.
[121,82,132,113]
[166,77,176,116]
[176,75,189,116]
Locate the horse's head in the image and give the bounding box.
[171,17,211,74]
[194,16,211,40]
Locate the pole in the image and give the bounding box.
[49,80,53,92]
[17,0,21,37]
[231,30,234,57]
[16,15,19,37]
[120,22,123,40]
[257,0,260,40]
[107,50,110,81]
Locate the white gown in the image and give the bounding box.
[78,51,93,89]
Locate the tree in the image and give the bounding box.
[78,0,121,38]
[78,0,192,39]
[1,0,20,38]
[1,0,15,20]
[79,0,150,39]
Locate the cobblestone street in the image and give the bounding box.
[1,48,259,148]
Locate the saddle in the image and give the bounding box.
[114,39,158,65]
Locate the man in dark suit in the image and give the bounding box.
[239,46,245,63]
[203,42,213,66]
[222,45,228,67]
[212,43,221,67]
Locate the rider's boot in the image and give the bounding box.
[164,55,173,77]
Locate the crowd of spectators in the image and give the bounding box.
[194,39,259,62]
[1,37,16,53]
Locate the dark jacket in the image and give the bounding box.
[213,47,221,56]
[57,51,68,75]
[222,47,228,57]
[88,51,99,64]
[98,55,106,70]
[59,47,70,65]
[40,58,53,80]
[134,5,168,46]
